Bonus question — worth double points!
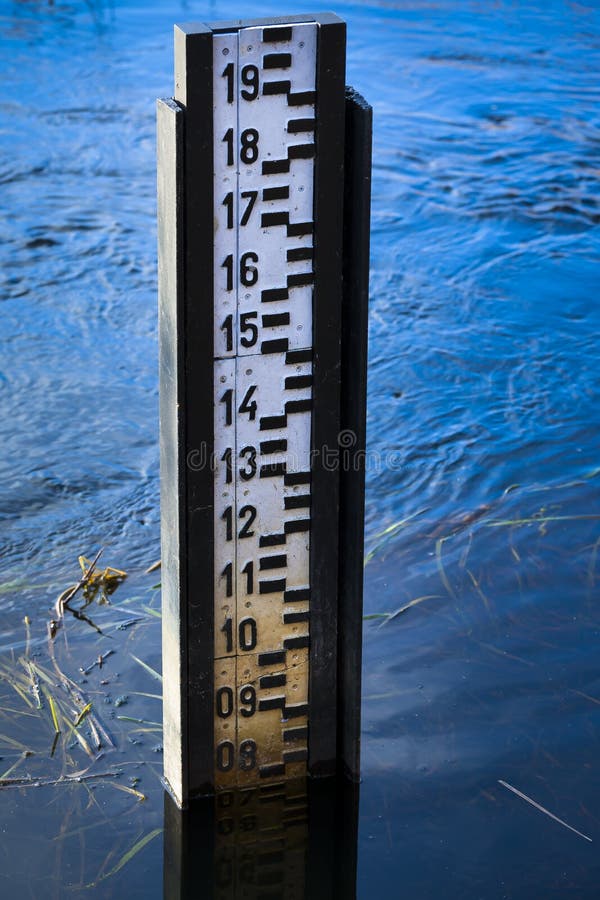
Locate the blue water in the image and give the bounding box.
[1,0,600,896]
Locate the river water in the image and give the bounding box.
[1,0,599,897]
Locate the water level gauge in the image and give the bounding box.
[158,13,371,805]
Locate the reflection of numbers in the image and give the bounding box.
[215,857,233,888]
[217,791,234,809]
[217,817,234,835]
[240,815,257,835]
[239,852,255,885]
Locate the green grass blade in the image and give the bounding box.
[485,513,600,527]
[46,691,61,734]
[379,594,442,627]
[130,655,162,683]
[0,733,31,752]
[93,828,162,883]
[0,752,30,781]
[73,702,93,727]
[436,538,457,601]
[116,716,162,726]
[141,606,162,619]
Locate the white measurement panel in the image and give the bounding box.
[212,23,317,787]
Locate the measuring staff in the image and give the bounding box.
[158,13,371,806]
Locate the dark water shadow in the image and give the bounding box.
[163,777,359,900]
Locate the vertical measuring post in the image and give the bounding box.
[158,14,371,806]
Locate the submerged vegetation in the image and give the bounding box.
[364,471,600,630]
[0,552,165,888]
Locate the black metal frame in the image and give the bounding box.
[173,24,216,801]
[338,87,372,781]
[308,14,346,778]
